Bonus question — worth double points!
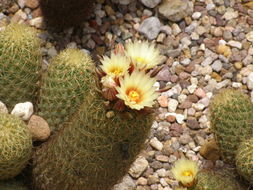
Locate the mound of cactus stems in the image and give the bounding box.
[39,0,94,28]
[0,113,32,180]
[32,42,161,190]
[0,179,29,190]
[209,89,253,164]
[236,138,253,186]
[37,48,94,132]
[0,23,42,109]
[190,170,245,190]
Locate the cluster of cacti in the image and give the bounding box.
[0,113,32,180]
[37,48,94,132]
[190,170,245,190]
[0,23,42,109]
[39,0,94,28]
[0,179,29,190]
[209,89,253,164]
[236,138,253,186]
[32,42,160,190]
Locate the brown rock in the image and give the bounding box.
[186,118,200,129]
[32,7,42,18]
[25,0,39,9]
[199,138,220,161]
[27,115,51,141]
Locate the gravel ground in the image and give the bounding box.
[1,0,253,189]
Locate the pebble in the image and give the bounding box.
[113,175,136,190]
[211,60,223,72]
[158,0,193,22]
[168,99,178,112]
[27,115,50,141]
[138,17,161,40]
[11,102,33,121]
[150,137,164,151]
[246,31,253,42]
[228,40,242,49]
[192,12,201,20]
[141,0,161,8]
[0,101,8,113]
[165,113,185,124]
[129,157,149,178]
[158,95,168,107]
[247,72,253,90]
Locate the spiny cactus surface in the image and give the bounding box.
[37,48,94,132]
[209,89,253,164]
[0,179,29,190]
[190,170,244,190]
[236,138,253,186]
[33,80,153,190]
[0,113,32,180]
[0,23,42,109]
[39,0,94,28]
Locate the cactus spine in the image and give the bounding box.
[209,89,253,164]
[37,48,94,132]
[236,138,253,186]
[190,170,244,190]
[0,23,42,109]
[0,114,32,180]
[0,179,29,190]
[39,0,94,28]
[33,76,153,190]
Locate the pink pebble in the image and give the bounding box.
[194,88,206,98]
[157,95,168,107]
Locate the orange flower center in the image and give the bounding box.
[182,170,193,177]
[135,57,147,65]
[128,90,141,103]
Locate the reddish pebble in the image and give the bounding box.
[166,115,176,123]
[157,95,168,107]
[194,88,206,98]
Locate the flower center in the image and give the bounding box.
[182,170,193,177]
[128,90,140,103]
[135,57,147,65]
[110,68,122,75]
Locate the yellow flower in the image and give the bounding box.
[125,41,163,70]
[100,53,130,78]
[116,70,159,110]
[171,158,198,187]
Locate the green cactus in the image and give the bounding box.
[39,0,94,28]
[0,113,32,180]
[236,138,253,186]
[190,170,245,190]
[0,179,29,190]
[0,23,42,109]
[33,78,153,190]
[37,48,94,132]
[209,89,253,164]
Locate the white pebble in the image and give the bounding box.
[165,113,185,124]
[168,99,178,112]
[247,72,253,90]
[150,137,163,151]
[228,40,242,49]
[11,102,33,121]
[192,12,202,19]
[188,84,197,93]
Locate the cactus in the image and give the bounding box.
[0,23,42,109]
[0,113,32,180]
[209,89,253,164]
[37,48,94,132]
[190,170,244,190]
[32,77,154,190]
[236,138,253,186]
[39,0,94,28]
[0,179,29,190]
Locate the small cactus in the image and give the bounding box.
[236,138,253,186]
[0,113,32,180]
[37,48,95,132]
[0,23,42,109]
[209,89,253,164]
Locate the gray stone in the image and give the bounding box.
[113,175,136,190]
[141,0,161,8]
[138,17,161,40]
[211,60,223,72]
[158,0,193,22]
